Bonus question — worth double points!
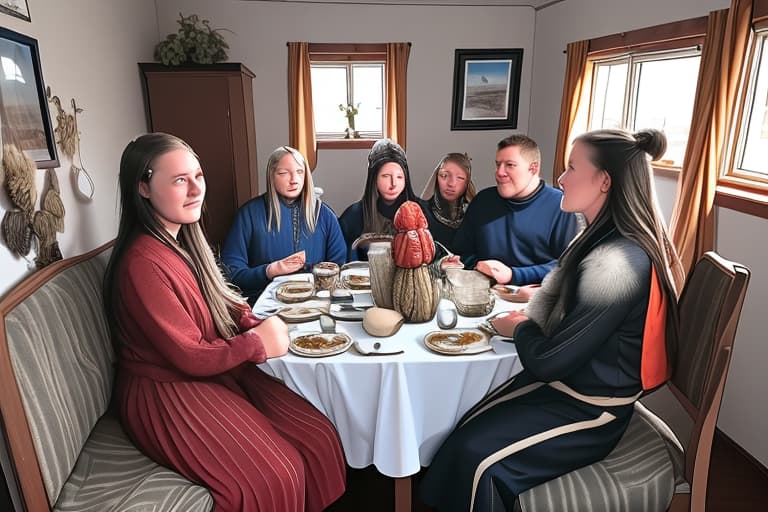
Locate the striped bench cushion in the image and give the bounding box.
[518,402,685,512]
[54,414,212,511]
[6,251,114,503]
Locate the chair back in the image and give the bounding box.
[670,251,750,509]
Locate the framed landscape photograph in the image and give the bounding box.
[0,0,30,22]
[0,26,58,168]
[451,48,523,130]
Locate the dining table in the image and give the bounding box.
[254,273,526,512]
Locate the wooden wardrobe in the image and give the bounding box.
[139,63,259,250]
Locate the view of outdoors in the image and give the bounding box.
[738,34,768,178]
[589,51,700,166]
[311,63,384,138]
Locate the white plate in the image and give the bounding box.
[275,281,315,303]
[341,266,371,290]
[424,329,492,355]
[289,332,353,357]
[277,306,324,323]
[328,303,366,321]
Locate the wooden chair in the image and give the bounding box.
[516,251,751,512]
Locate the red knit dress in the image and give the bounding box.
[113,234,346,511]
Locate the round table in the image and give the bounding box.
[255,276,524,479]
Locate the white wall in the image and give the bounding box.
[0,0,158,294]
[531,0,768,468]
[154,0,535,213]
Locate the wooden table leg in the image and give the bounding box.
[394,476,412,512]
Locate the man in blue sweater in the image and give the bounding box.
[447,135,579,285]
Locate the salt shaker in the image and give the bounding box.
[436,304,458,329]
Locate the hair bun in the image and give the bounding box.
[633,129,667,161]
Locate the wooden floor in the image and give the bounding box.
[326,430,768,511]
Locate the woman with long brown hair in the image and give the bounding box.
[103,133,345,512]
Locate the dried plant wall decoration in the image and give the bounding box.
[47,87,94,200]
[1,144,36,257]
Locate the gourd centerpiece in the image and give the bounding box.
[391,201,440,322]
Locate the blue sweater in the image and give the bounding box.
[452,182,578,285]
[221,195,347,301]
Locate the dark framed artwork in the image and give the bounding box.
[451,48,523,130]
[0,26,58,168]
[0,0,31,22]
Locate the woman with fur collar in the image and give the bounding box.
[420,128,683,511]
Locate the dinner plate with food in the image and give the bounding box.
[275,280,315,303]
[423,329,492,355]
[340,267,371,290]
[289,332,353,357]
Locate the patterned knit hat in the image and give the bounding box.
[367,138,409,177]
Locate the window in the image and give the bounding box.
[310,62,384,139]
[729,30,768,185]
[588,48,701,167]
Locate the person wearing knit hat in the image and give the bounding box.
[338,138,425,261]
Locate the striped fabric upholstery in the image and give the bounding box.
[672,260,729,409]
[54,415,212,511]
[6,250,114,503]
[4,247,213,510]
[518,402,683,512]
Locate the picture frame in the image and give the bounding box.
[451,48,523,131]
[0,26,58,168]
[0,0,31,22]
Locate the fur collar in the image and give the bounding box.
[526,235,646,336]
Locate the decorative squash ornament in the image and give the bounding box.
[392,201,435,268]
[391,201,440,322]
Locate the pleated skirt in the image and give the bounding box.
[116,364,346,512]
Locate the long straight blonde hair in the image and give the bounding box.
[104,133,246,340]
[264,146,319,233]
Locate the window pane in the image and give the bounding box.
[590,62,627,130]
[633,55,700,165]
[739,37,768,177]
[310,66,348,134]
[352,64,383,134]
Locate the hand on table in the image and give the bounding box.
[266,250,306,279]
[251,316,290,358]
[476,259,512,284]
[490,310,529,338]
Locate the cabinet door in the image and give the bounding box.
[144,73,237,249]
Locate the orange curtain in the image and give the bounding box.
[669,0,752,276]
[385,43,411,150]
[287,42,318,170]
[552,40,592,184]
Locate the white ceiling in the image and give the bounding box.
[243,0,563,10]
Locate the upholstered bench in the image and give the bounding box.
[0,243,213,511]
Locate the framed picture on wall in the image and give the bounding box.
[451,48,523,130]
[0,0,31,22]
[0,26,58,168]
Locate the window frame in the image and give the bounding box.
[310,61,385,141]
[587,46,703,169]
[715,11,768,219]
[308,43,387,150]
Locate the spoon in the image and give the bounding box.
[353,341,404,356]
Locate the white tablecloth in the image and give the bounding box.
[255,274,524,478]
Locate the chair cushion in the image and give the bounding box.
[518,403,683,512]
[5,250,114,503]
[53,414,212,512]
